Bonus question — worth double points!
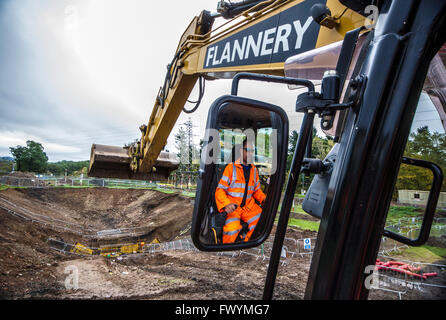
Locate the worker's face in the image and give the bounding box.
[242,142,254,164]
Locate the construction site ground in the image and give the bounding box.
[0,187,444,300]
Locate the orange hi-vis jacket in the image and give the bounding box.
[215,160,267,243]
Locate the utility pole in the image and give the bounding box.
[183,117,198,190]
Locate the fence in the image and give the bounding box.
[0,175,199,194]
[2,175,445,299]
[166,171,198,191]
[371,256,446,299]
[385,217,446,240]
[47,232,446,300]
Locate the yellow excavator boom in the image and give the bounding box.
[88,0,365,181]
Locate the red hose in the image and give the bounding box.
[375,259,437,280]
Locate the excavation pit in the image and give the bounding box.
[0,188,194,245]
[0,187,444,300]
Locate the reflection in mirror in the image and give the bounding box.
[198,100,285,246]
[384,76,446,244]
[386,162,436,241]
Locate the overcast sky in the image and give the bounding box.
[0,0,310,162]
[0,0,443,162]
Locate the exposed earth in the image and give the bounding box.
[0,187,444,300]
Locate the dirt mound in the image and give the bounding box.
[0,186,313,300]
[0,187,197,299]
[0,187,443,300]
[7,172,36,178]
[0,188,194,244]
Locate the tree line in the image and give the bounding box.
[3,126,445,188]
[287,126,446,193]
[5,140,89,177]
[397,126,446,192]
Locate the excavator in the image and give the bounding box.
[88,0,366,181]
[88,0,446,300]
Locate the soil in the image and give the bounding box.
[0,187,444,300]
[6,172,36,179]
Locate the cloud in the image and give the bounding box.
[0,0,317,163]
[0,0,142,160]
[0,131,82,161]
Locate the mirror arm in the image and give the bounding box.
[301,158,331,175]
[231,72,316,96]
[263,110,316,300]
[263,70,357,299]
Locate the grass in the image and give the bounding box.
[392,245,446,264]
[0,185,28,191]
[386,205,423,222]
[180,191,196,198]
[291,204,308,215]
[287,218,320,232]
[0,183,197,198]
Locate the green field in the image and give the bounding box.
[391,245,446,263]
[288,218,320,232]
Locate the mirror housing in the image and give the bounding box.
[191,95,289,251]
[383,157,443,246]
[302,153,443,246]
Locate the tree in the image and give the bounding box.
[312,135,335,160]
[405,126,446,168]
[286,128,336,193]
[286,130,299,172]
[174,125,190,172]
[0,159,13,174]
[287,128,334,172]
[47,160,89,177]
[398,126,446,192]
[9,140,48,173]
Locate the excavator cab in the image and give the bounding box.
[85,0,446,300]
[192,0,446,300]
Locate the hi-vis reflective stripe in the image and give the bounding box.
[221,175,230,184]
[218,183,229,190]
[228,191,246,198]
[254,167,258,184]
[232,164,237,185]
[229,164,256,186]
[254,181,260,191]
[247,214,261,225]
[224,228,242,236]
[224,163,258,197]
[229,182,255,191]
[225,217,240,225]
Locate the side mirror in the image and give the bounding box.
[191,95,289,251]
[302,153,443,246]
[383,157,443,246]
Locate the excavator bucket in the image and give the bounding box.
[88,144,179,181]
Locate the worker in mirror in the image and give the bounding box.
[215,139,266,243]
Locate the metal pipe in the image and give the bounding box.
[263,110,315,300]
[231,72,315,96]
